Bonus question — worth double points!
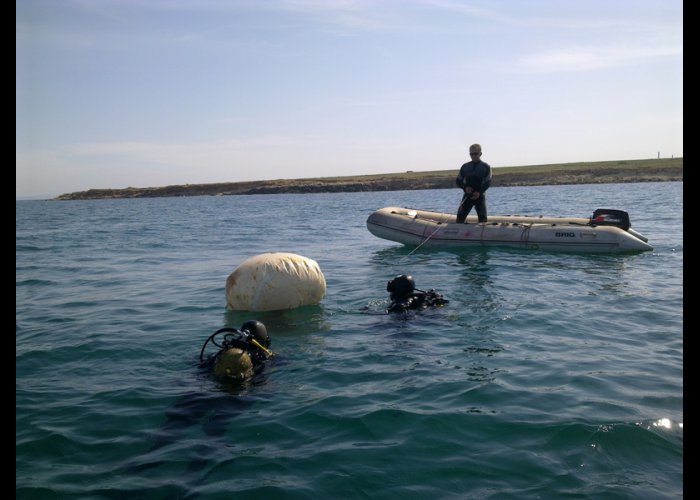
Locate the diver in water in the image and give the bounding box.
[199,320,274,381]
[386,274,449,313]
[127,320,275,474]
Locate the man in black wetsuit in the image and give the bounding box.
[386,275,448,313]
[456,143,492,223]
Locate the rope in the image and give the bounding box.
[407,220,446,256]
[407,195,469,256]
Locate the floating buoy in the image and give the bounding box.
[226,252,326,311]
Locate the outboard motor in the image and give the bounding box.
[590,209,631,231]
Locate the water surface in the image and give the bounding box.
[16,182,683,498]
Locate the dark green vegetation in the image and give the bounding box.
[55,157,682,200]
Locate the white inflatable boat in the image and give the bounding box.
[366,207,653,254]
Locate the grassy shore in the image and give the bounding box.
[55,157,682,200]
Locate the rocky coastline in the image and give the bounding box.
[54,157,682,200]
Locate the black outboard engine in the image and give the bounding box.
[590,209,631,231]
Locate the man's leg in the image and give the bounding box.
[456,195,472,223]
[475,194,487,223]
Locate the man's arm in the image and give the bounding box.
[480,163,492,192]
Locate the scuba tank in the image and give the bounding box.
[199,321,274,381]
[212,347,254,380]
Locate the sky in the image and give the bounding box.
[16,0,683,199]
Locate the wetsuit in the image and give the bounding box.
[387,289,449,313]
[456,160,492,223]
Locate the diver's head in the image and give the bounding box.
[387,274,416,300]
[241,320,270,347]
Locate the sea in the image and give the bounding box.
[16,181,683,499]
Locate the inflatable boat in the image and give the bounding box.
[366,207,653,254]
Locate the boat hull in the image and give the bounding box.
[366,207,653,254]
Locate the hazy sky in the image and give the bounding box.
[16,0,682,199]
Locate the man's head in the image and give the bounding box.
[469,144,482,160]
[241,320,270,347]
[387,274,416,300]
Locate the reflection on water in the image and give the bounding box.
[450,251,506,385]
[370,245,426,266]
[223,304,333,337]
[455,251,500,315]
[456,251,492,283]
[491,250,643,297]
[464,364,504,383]
[126,379,263,474]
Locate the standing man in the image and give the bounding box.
[455,143,492,223]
